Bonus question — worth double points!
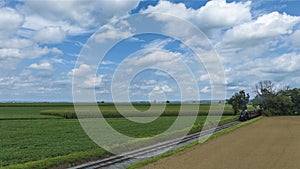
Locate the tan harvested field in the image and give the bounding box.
[142,116,300,169]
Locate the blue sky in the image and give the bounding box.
[0,0,300,102]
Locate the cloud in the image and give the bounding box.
[21,0,140,34]
[152,84,173,94]
[128,77,177,100]
[222,12,300,48]
[263,53,300,73]
[68,64,92,77]
[0,6,64,72]
[110,41,202,101]
[23,14,86,35]
[0,45,61,71]
[0,41,61,61]
[23,44,62,59]
[120,38,185,68]
[82,75,103,89]
[92,17,133,43]
[142,0,251,32]
[0,7,24,37]
[0,67,73,101]
[161,85,172,92]
[128,50,181,67]
[146,79,157,85]
[69,64,103,89]
[195,0,251,29]
[0,0,4,7]
[199,74,209,82]
[101,60,116,65]
[289,29,300,49]
[138,1,249,89]
[1,0,300,101]
[215,11,300,98]
[33,26,66,44]
[0,48,22,60]
[0,37,61,58]
[0,38,33,48]
[200,86,210,93]
[142,38,174,49]
[28,62,53,70]
[221,51,300,98]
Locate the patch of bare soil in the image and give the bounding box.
[142,117,300,169]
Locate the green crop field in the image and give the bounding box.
[0,102,241,168]
[39,102,236,119]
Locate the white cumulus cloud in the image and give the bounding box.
[69,64,103,89]
[289,29,300,49]
[142,0,251,31]
[33,26,66,44]
[222,12,300,48]
[22,0,140,34]
[200,86,210,93]
[92,17,133,43]
[29,62,53,70]
[0,7,24,37]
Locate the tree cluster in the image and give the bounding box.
[228,80,300,116]
[227,90,249,115]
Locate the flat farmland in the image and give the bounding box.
[141,116,300,169]
[39,102,237,118]
[0,102,238,168]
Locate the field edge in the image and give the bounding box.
[126,116,264,169]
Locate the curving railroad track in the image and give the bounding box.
[70,120,241,169]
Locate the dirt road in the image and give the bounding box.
[142,116,300,169]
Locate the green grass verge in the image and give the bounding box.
[127,116,264,169]
[2,148,111,169]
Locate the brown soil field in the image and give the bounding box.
[142,116,300,169]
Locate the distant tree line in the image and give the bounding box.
[228,80,300,116]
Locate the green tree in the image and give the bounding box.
[253,81,295,116]
[278,88,300,114]
[252,95,263,109]
[289,88,300,114]
[228,90,250,115]
[262,94,293,116]
[252,80,276,110]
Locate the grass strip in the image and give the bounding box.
[2,148,111,169]
[127,116,264,169]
